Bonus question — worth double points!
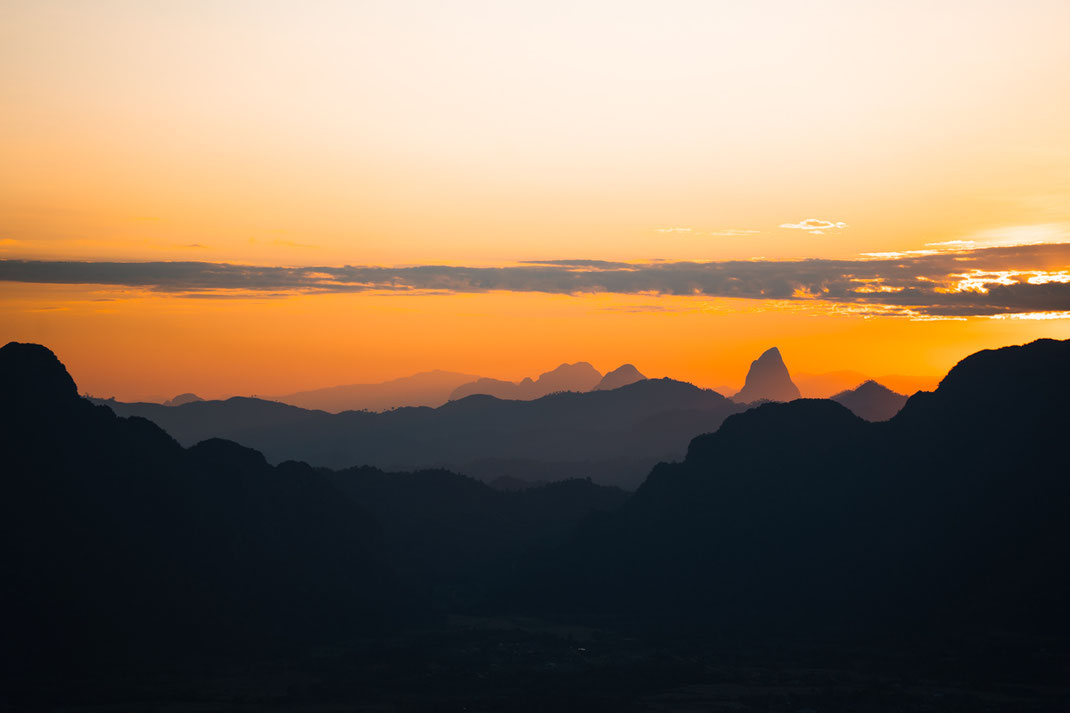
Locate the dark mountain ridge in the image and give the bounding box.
[6,338,1070,708]
[0,342,628,677]
[510,338,1070,643]
[96,377,745,489]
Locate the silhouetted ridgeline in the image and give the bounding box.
[5,338,1070,707]
[0,342,626,677]
[509,338,1070,641]
[95,378,745,489]
[0,343,402,674]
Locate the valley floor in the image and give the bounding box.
[8,617,1070,713]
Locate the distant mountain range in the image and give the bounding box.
[269,362,647,412]
[95,377,742,490]
[93,348,919,486]
[448,362,604,401]
[150,354,932,414]
[273,369,479,413]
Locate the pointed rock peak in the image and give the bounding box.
[595,364,647,391]
[733,346,801,404]
[0,341,80,409]
[756,347,784,363]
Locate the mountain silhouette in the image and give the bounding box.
[274,369,479,412]
[0,342,403,675]
[795,370,936,398]
[792,369,871,398]
[594,363,646,391]
[0,341,629,679]
[7,337,1070,706]
[449,362,603,401]
[830,379,908,421]
[95,377,746,489]
[511,338,1070,644]
[163,392,203,406]
[732,346,801,403]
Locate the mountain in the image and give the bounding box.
[163,392,203,406]
[449,362,603,401]
[793,369,871,398]
[0,342,403,674]
[95,378,746,490]
[324,467,626,584]
[831,379,908,421]
[594,363,646,391]
[0,341,632,679]
[512,338,1070,644]
[732,346,801,403]
[274,369,479,413]
[795,370,938,398]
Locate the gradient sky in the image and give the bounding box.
[3,0,1070,401]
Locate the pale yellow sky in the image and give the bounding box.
[2,1,1069,399]
[3,0,1069,265]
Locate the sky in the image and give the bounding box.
[2,0,1070,401]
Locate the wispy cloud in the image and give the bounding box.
[1,243,1069,318]
[780,218,848,235]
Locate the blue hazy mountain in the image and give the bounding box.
[96,378,744,489]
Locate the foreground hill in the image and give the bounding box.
[0,342,402,674]
[513,338,1070,643]
[98,378,745,489]
[0,342,628,677]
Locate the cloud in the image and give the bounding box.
[653,227,693,233]
[1,242,1070,318]
[780,218,849,235]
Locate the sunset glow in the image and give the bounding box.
[3,0,1070,400]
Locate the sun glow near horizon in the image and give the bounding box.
[2,0,1070,399]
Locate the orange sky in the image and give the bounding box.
[2,1,1070,401]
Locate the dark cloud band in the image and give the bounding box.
[2,243,1069,317]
